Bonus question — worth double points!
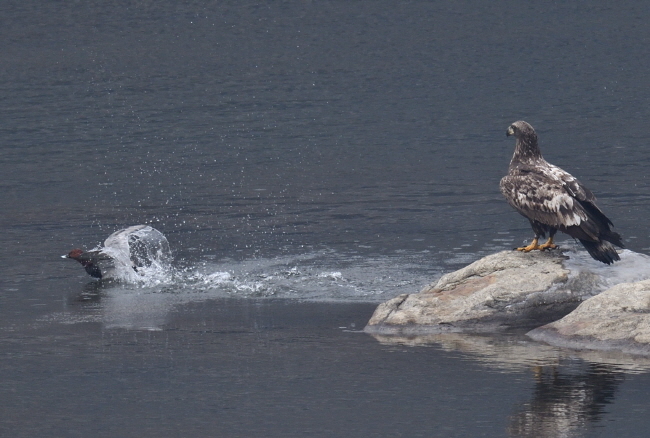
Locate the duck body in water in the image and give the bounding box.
[64,248,115,279]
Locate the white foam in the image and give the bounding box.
[201,271,233,284]
[563,245,650,296]
[318,271,343,280]
[158,249,440,301]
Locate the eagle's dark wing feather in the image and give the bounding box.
[500,168,623,248]
[499,173,588,232]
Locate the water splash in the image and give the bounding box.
[96,225,173,285]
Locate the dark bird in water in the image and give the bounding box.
[500,121,624,264]
[64,248,114,279]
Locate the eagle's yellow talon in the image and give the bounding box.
[515,238,539,252]
[515,237,557,252]
[538,237,557,251]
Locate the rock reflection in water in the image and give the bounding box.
[508,362,623,438]
[371,332,650,437]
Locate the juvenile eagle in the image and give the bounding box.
[500,121,623,264]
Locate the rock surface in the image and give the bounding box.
[528,279,650,355]
[365,250,583,334]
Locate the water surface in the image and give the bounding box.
[2,1,650,436]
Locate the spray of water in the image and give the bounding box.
[94,225,173,286]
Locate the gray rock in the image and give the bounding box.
[365,250,580,335]
[528,279,650,355]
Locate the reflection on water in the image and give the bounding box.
[7,284,650,438]
[508,362,623,438]
[372,331,650,437]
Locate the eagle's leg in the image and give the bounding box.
[538,236,558,251]
[516,237,540,252]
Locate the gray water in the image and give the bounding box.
[2,1,650,436]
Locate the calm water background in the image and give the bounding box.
[2,1,650,436]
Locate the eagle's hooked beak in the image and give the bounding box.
[506,126,515,137]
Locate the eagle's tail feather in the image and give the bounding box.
[601,229,624,249]
[579,239,621,265]
[579,200,625,248]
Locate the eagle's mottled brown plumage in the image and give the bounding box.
[500,121,623,264]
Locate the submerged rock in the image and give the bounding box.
[365,250,579,334]
[527,280,650,355]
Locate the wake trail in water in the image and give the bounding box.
[95,225,650,304]
[89,227,440,300]
[168,249,440,302]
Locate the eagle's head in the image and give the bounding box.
[506,120,536,139]
[506,120,541,161]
